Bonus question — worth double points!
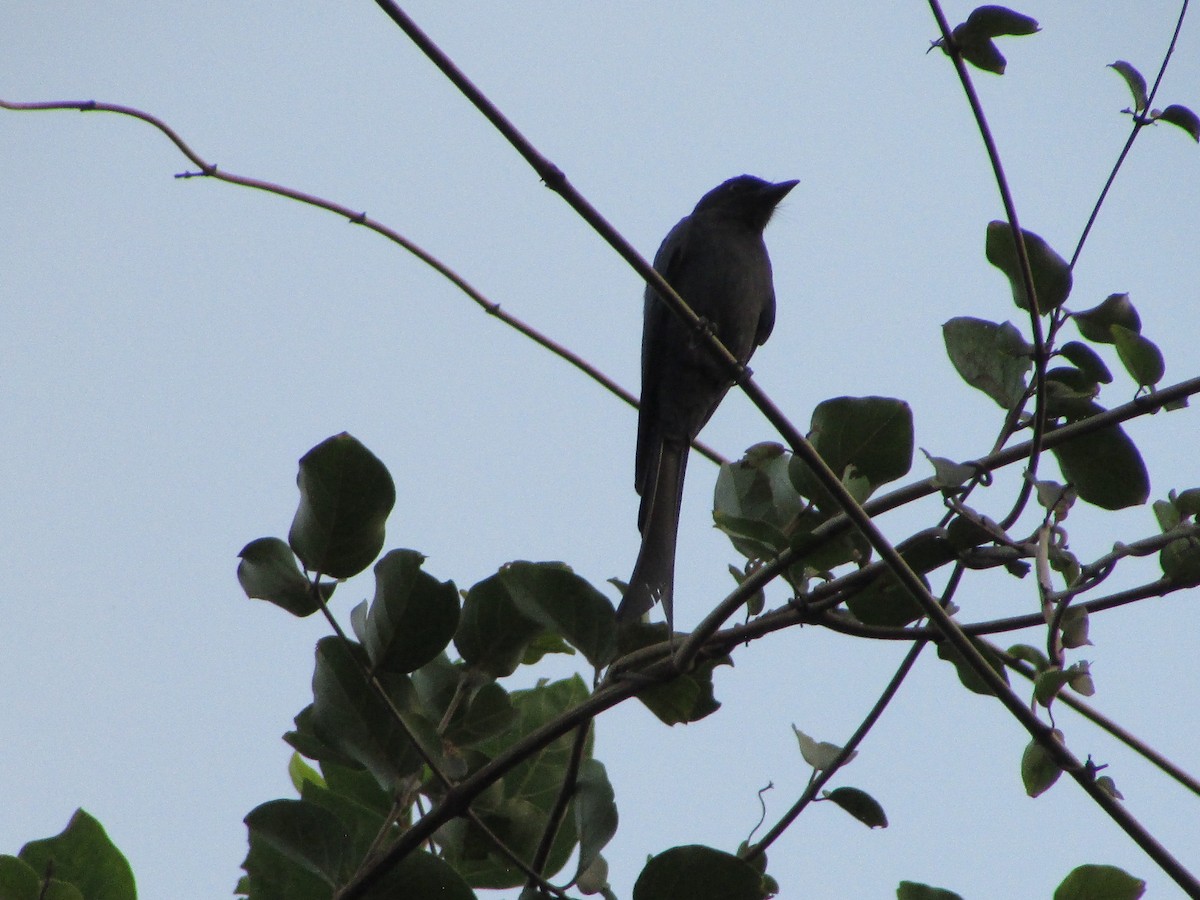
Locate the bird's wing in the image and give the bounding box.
[635,215,692,502]
[755,280,777,346]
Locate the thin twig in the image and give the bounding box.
[0,97,728,468]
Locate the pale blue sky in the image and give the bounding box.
[4,3,1200,898]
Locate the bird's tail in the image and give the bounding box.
[618,444,687,627]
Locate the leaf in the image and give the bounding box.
[1021,732,1064,797]
[792,726,857,770]
[943,317,1032,408]
[310,637,438,792]
[1156,103,1200,141]
[17,810,135,900]
[921,450,978,490]
[574,760,619,882]
[1111,325,1165,389]
[965,5,1039,36]
[444,676,591,888]
[937,636,1010,695]
[1072,293,1141,343]
[823,786,887,828]
[288,433,395,579]
[985,221,1073,312]
[237,537,333,617]
[1108,61,1149,112]
[498,561,618,668]
[1054,864,1146,900]
[632,845,764,900]
[898,882,965,900]
[243,799,348,887]
[795,396,914,506]
[362,550,460,674]
[455,572,546,678]
[1033,666,1073,706]
[1050,413,1149,510]
[946,6,1039,76]
[635,647,730,725]
[1059,341,1113,384]
[1160,535,1200,586]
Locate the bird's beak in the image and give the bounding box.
[764,179,800,203]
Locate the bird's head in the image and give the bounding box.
[693,175,799,230]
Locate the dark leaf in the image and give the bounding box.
[498,561,618,668]
[823,787,887,828]
[243,799,349,887]
[456,573,546,678]
[1054,864,1146,900]
[18,810,135,900]
[238,537,333,617]
[1021,732,1064,797]
[965,5,1039,36]
[1111,326,1165,389]
[1108,61,1149,112]
[362,550,459,674]
[1072,293,1141,343]
[898,883,965,900]
[1059,341,1113,384]
[310,637,439,792]
[943,317,1032,408]
[1156,103,1200,141]
[632,845,763,900]
[288,433,395,579]
[937,636,1010,695]
[1050,412,1149,510]
[800,396,914,502]
[574,759,619,882]
[985,221,1073,312]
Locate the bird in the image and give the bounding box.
[618,175,797,629]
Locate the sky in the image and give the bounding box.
[3,3,1200,898]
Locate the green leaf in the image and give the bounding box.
[943,317,1032,408]
[797,396,914,504]
[1033,666,1072,706]
[1111,325,1165,389]
[793,725,857,770]
[574,759,619,882]
[937,636,1010,695]
[1050,413,1149,510]
[310,637,439,792]
[243,799,349,887]
[1108,61,1149,112]
[365,850,477,900]
[288,433,395,579]
[442,676,591,888]
[17,810,135,900]
[985,221,1073,312]
[1059,341,1113,384]
[1060,606,1092,649]
[632,845,764,900]
[922,449,978,490]
[945,6,1039,76]
[1021,732,1064,797]
[237,537,332,617]
[455,572,547,678]
[823,787,887,828]
[897,881,965,900]
[965,5,1039,36]
[1006,643,1050,670]
[846,530,955,627]
[1072,293,1141,343]
[362,550,459,674]
[498,561,617,668]
[1156,103,1200,141]
[288,752,325,794]
[636,651,730,725]
[1054,863,1146,900]
[1160,535,1200,586]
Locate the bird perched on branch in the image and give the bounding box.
[618,175,797,629]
